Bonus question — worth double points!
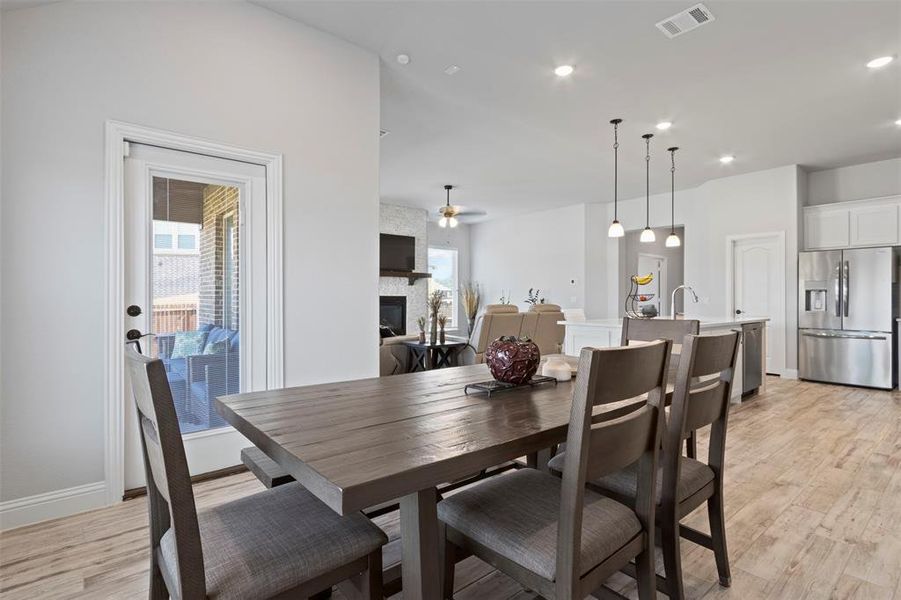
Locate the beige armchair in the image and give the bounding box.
[460,303,566,365]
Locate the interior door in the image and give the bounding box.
[123,143,267,491]
[732,236,784,375]
[637,254,666,316]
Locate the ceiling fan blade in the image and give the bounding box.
[455,209,487,217]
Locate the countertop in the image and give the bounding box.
[559,316,770,328]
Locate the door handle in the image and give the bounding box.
[735,309,743,315]
[126,305,142,317]
[834,267,841,317]
[801,332,886,341]
[842,261,849,317]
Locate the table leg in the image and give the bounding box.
[400,488,441,600]
[526,447,554,472]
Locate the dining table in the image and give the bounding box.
[216,363,649,600]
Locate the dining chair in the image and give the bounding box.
[621,317,700,457]
[439,340,672,600]
[125,344,387,600]
[583,331,741,600]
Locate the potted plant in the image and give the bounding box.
[461,282,481,336]
[428,290,443,345]
[438,314,448,344]
[525,288,545,306]
[417,316,427,344]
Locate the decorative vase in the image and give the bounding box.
[485,336,541,385]
[430,316,438,345]
[419,331,426,344]
[440,328,446,344]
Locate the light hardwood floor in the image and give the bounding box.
[1,376,899,599]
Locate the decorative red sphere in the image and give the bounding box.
[485,336,541,385]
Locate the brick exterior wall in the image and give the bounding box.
[153,255,200,298]
[198,185,239,329]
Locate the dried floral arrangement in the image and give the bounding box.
[525,288,546,306]
[417,316,427,333]
[460,282,481,321]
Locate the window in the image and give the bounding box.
[428,247,459,329]
[153,221,200,255]
[177,234,196,250]
[154,233,173,249]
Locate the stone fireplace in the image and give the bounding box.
[379,295,407,336]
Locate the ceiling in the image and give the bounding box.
[236,3,898,218]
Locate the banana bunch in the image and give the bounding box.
[631,273,654,286]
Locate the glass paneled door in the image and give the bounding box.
[123,143,267,491]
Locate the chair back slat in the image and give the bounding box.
[681,381,728,435]
[578,340,674,406]
[584,405,657,482]
[125,345,206,598]
[555,342,670,596]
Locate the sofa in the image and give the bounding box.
[462,303,566,364]
[157,323,239,430]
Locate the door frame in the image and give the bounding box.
[104,120,284,505]
[725,231,786,376]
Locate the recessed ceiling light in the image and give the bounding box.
[867,56,894,69]
[554,65,574,77]
[656,121,672,131]
[444,65,461,76]
[719,155,735,164]
[396,54,410,65]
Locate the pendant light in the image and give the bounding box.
[665,146,681,248]
[639,133,655,243]
[607,118,625,238]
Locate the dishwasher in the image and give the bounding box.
[742,322,763,395]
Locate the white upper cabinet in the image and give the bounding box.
[804,196,900,249]
[849,203,899,247]
[805,206,849,249]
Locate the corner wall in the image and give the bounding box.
[380,204,429,334]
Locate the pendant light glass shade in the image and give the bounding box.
[608,220,625,238]
[640,133,654,243]
[439,217,448,228]
[607,118,624,238]
[448,216,458,228]
[665,146,680,248]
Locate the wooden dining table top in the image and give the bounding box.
[216,366,566,511]
[217,364,654,516]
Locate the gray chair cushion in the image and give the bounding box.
[160,482,387,600]
[438,468,641,581]
[548,453,714,504]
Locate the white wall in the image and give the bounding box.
[807,158,901,205]
[470,203,586,311]
[1,2,379,510]
[600,165,801,372]
[427,221,472,331]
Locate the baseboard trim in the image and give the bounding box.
[0,481,107,531]
[782,369,799,380]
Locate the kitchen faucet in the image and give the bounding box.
[671,285,699,318]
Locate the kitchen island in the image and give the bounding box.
[559,316,769,401]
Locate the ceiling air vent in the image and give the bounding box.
[656,3,715,39]
[379,129,390,138]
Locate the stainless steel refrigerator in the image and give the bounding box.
[798,247,898,389]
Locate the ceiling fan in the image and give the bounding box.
[437,185,487,227]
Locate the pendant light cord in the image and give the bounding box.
[670,148,676,233]
[613,121,619,220]
[643,134,652,228]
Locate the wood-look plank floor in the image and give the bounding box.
[1,377,899,599]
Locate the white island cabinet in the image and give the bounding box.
[559,317,769,402]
